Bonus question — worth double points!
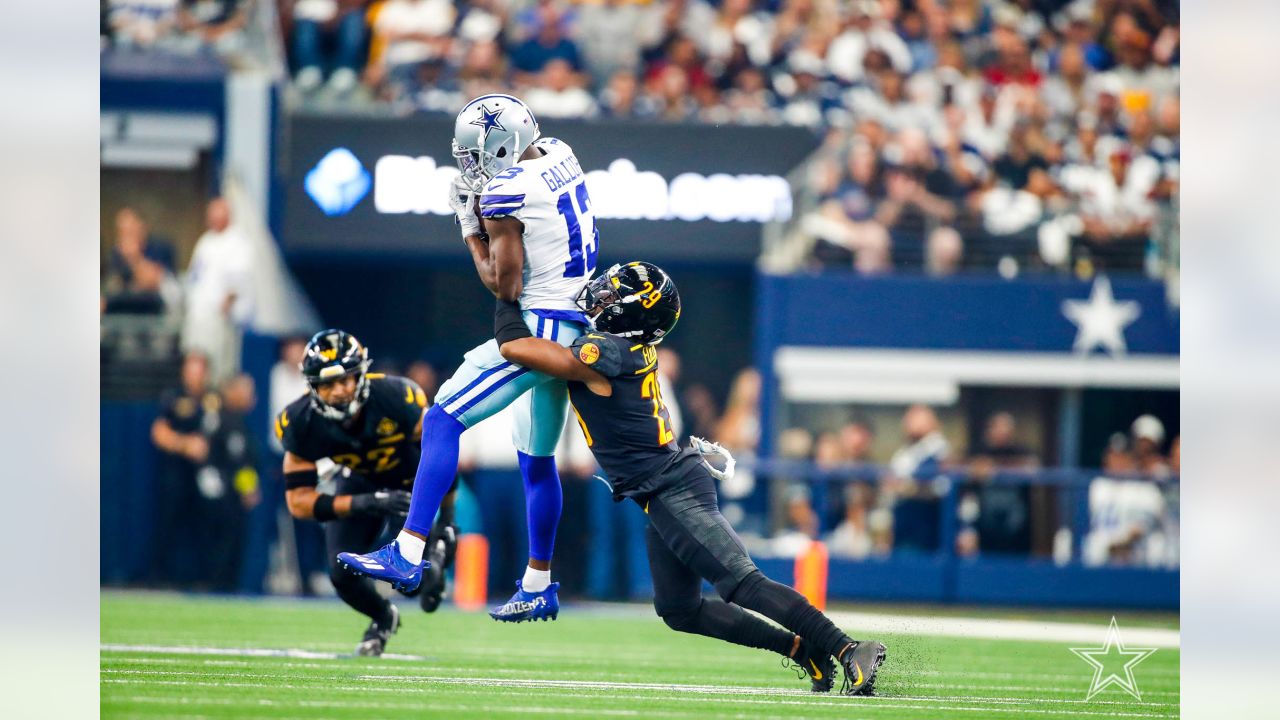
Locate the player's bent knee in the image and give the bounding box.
[421,404,464,445]
[655,602,703,633]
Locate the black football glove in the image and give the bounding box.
[349,490,412,518]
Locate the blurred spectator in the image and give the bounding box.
[455,39,508,99]
[524,59,599,119]
[289,0,369,94]
[888,404,949,482]
[656,347,684,442]
[776,51,844,128]
[714,367,761,455]
[969,411,1038,473]
[599,70,653,119]
[268,336,309,453]
[925,226,963,276]
[1040,42,1091,124]
[102,207,178,315]
[826,0,911,84]
[720,67,778,125]
[574,0,663,87]
[370,0,457,99]
[150,352,218,587]
[959,411,1038,556]
[199,373,262,591]
[771,485,819,556]
[177,0,250,56]
[181,197,254,383]
[405,360,439,404]
[714,367,761,520]
[1131,414,1171,478]
[827,483,875,559]
[838,418,875,463]
[1083,431,1171,567]
[108,0,180,49]
[875,129,959,252]
[849,69,934,133]
[266,335,328,594]
[812,431,843,470]
[1073,146,1157,272]
[681,383,721,442]
[803,142,893,271]
[509,3,582,80]
[883,404,949,552]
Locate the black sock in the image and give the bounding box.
[659,599,796,657]
[729,571,855,660]
[332,570,392,623]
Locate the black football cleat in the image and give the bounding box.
[839,640,886,696]
[418,532,452,613]
[355,603,400,657]
[431,522,459,569]
[784,638,836,693]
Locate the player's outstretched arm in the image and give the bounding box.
[499,337,606,386]
[493,298,612,395]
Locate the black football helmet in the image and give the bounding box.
[576,261,681,344]
[301,329,372,420]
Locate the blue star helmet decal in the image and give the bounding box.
[469,104,506,134]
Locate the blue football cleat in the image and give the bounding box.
[337,540,426,593]
[489,580,560,623]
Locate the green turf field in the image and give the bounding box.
[102,591,1179,719]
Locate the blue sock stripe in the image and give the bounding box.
[537,316,545,338]
[440,362,512,414]
[451,367,531,417]
[551,320,559,342]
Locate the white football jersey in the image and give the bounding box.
[479,137,599,312]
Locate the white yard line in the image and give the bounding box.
[102,668,1177,710]
[824,611,1180,649]
[98,656,1177,696]
[112,695,655,717]
[103,678,1176,718]
[99,643,425,661]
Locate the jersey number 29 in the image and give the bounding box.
[558,182,599,278]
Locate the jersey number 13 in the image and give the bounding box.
[558,182,599,279]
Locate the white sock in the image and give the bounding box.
[522,566,552,592]
[396,532,426,565]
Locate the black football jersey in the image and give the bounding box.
[275,374,427,488]
[567,333,702,500]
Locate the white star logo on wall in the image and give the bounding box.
[1062,276,1141,355]
[1070,617,1158,701]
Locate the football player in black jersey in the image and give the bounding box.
[276,330,458,656]
[492,262,887,696]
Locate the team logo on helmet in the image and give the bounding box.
[579,343,601,365]
[470,104,506,133]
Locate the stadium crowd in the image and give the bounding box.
[102,0,1180,278]
[262,0,1179,277]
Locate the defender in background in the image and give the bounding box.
[278,329,458,656]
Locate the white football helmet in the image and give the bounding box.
[451,94,541,191]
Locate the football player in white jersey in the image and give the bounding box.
[339,94,599,622]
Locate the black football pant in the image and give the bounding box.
[325,473,401,624]
[643,462,855,661]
